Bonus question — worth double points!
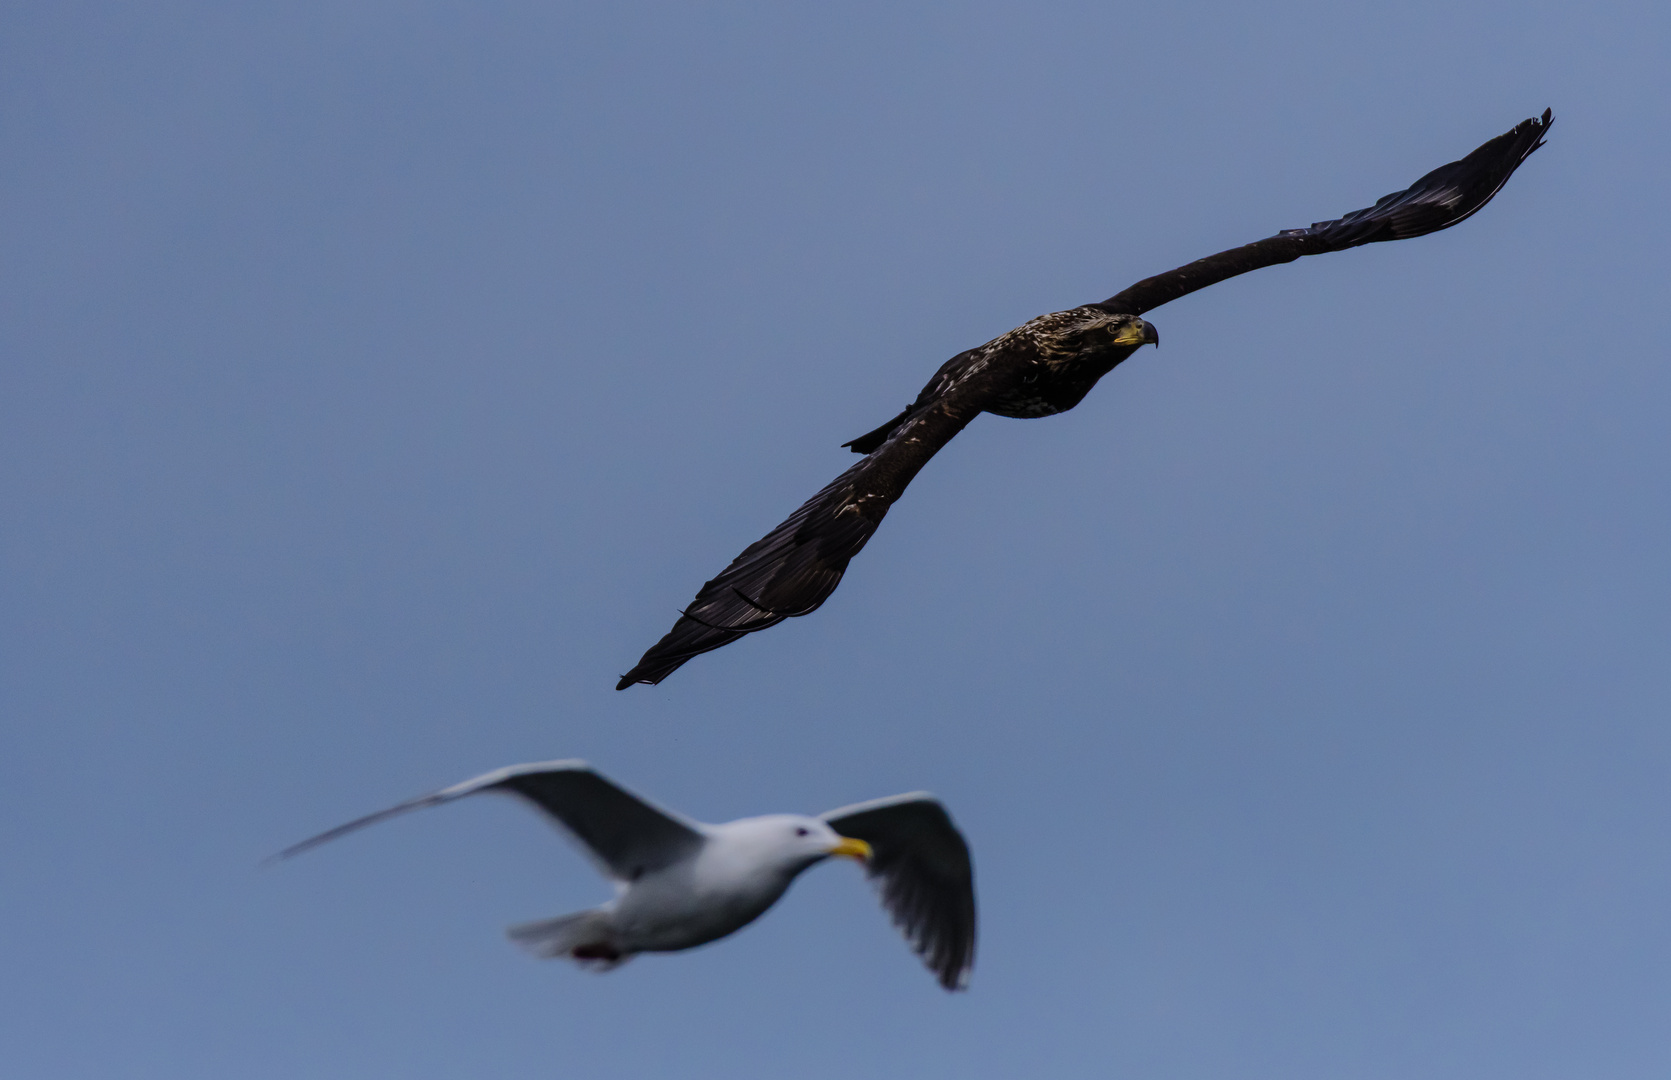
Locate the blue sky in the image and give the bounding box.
[3,2,1668,1077]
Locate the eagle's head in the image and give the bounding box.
[1097,312,1160,350]
[1055,309,1159,356]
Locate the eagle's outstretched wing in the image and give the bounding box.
[1096,109,1551,316]
[617,393,981,688]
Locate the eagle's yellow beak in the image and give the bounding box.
[1113,319,1159,348]
[828,836,872,861]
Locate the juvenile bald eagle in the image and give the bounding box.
[618,110,1553,689]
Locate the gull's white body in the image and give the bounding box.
[538,815,850,962]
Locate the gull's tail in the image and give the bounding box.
[506,908,628,970]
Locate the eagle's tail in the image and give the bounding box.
[841,404,916,455]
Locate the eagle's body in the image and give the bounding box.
[844,308,1158,454]
[930,308,1157,420]
[617,111,1554,689]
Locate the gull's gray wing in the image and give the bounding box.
[1096,109,1552,317]
[822,793,976,991]
[274,760,707,882]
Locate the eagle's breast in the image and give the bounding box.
[952,307,1135,420]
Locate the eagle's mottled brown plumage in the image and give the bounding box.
[618,110,1552,689]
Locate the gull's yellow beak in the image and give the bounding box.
[828,836,872,862]
[1113,319,1159,348]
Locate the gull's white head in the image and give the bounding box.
[715,814,871,878]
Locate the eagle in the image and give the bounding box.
[618,110,1553,690]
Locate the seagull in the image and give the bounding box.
[276,760,977,990]
[617,110,1553,688]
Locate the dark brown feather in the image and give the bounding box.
[617,394,980,688]
[1096,109,1551,316]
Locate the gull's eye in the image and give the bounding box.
[794,826,809,837]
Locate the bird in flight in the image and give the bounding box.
[275,760,977,990]
[619,110,1553,689]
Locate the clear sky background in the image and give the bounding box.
[3,2,1668,1077]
